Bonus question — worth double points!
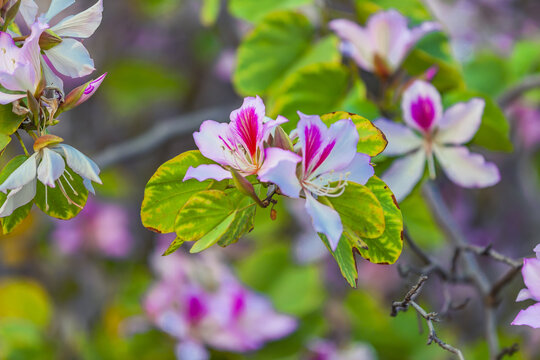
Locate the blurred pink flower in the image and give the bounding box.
[512,245,540,328]
[52,198,132,258]
[144,239,297,359]
[305,339,376,360]
[509,103,540,151]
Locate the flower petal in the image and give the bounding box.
[175,340,209,360]
[54,144,102,184]
[0,179,36,217]
[37,147,65,187]
[41,58,64,92]
[183,164,232,182]
[17,0,39,27]
[374,118,423,156]
[0,154,37,193]
[0,92,26,105]
[433,145,500,188]
[305,192,343,251]
[329,19,374,71]
[229,96,265,157]
[45,38,95,78]
[522,258,540,301]
[367,10,409,70]
[193,120,231,166]
[512,303,540,328]
[51,0,103,38]
[21,20,49,81]
[435,98,485,145]
[516,288,533,302]
[402,80,443,133]
[45,0,75,22]
[257,147,302,198]
[535,244,540,259]
[76,72,106,106]
[381,148,426,202]
[342,153,374,185]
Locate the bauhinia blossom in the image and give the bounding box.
[18,0,103,86]
[184,96,287,182]
[0,20,47,104]
[0,135,102,217]
[144,240,297,359]
[375,80,500,201]
[258,113,374,250]
[512,244,540,328]
[329,10,440,76]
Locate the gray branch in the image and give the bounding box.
[497,74,540,108]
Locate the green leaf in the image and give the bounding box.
[0,134,11,153]
[141,150,222,234]
[355,0,432,22]
[509,39,540,79]
[0,278,52,329]
[270,62,349,132]
[0,155,33,234]
[341,79,381,122]
[35,167,88,220]
[324,183,385,239]
[443,91,512,152]
[400,188,444,249]
[228,0,313,23]
[403,49,465,93]
[321,111,387,156]
[162,236,185,256]
[0,104,24,136]
[360,176,404,264]
[200,0,221,26]
[320,234,358,287]
[463,52,510,97]
[174,189,257,253]
[233,11,313,96]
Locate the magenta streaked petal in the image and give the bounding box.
[258,148,302,198]
[433,145,500,189]
[305,192,343,251]
[512,303,540,328]
[229,96,265,157]
[522,258,540,301]
[193,120,232,165]
[77,73,107,106]
[184,164,231,182]
[402,80,443,133]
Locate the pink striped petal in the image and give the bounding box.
[402,80,443,133]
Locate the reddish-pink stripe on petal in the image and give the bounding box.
[233,106,259,156]
[410,96,436,131]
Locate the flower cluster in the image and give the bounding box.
[144,238,297,359]
[0,0,106,225]
[184,97,374,250]
[375,80,500,201]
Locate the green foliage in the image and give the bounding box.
[0,155,33,233]
[0,278,52,329]
[321,111,387,156]
[174,189,256,253]
[403,49,465,92]
[270,63,350,131]
[443,91,513,152]
[355,0,432,22]
[0,104,25,136]
[200,0,221,26]
[141,150,222,234]
[103,59,186,117]
[400,188,444,248]
[228,0,313,23]
[463,52,510,97]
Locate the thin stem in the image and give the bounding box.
[15,131,30,156]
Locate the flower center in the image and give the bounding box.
[303,170,350,198]
[411,96,436,131]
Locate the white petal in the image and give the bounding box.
[367,10,409,70]
[17,0,39,27]
[329,19,375,71]
[435,98,485,145]
[258,147,302,198]
[517,288,533,302]
[54,144,101,184]
[45,39,95,78]
[83,178,95,194]
[40,58,64,93]
[183,164,232,182]
[305,192,343,251]
[374,118,422,156]
[433,145,500,188]
[0,179,36,217]
[45,0,75,22]
[382,148,426,202]
[37,148,65,187]
[52,0,103,38]
[402,80,443,133]
[0,154,37,193]
[341,153,374,185]
[0,92,26,105]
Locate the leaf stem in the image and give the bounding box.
[15,131,30,156]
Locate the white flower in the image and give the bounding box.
[0,136,102,217]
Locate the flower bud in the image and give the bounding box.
[57,73,107,115]
[271,125,294,152]
[33,134,63,152]
[230,169,264,207]
[39,29,63,50]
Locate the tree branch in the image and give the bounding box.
[497,74,540,108]
[93,105,234,169]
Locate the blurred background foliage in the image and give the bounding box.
[2,0,540,359]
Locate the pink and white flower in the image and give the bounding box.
[258,113,374,250]
[0,20,47,104]
[144,240,297,359]
[184,96,287,182]
[329,10,440,75]
[512,245,540,328]
[375,80,500,201]
[18,0,103,87]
